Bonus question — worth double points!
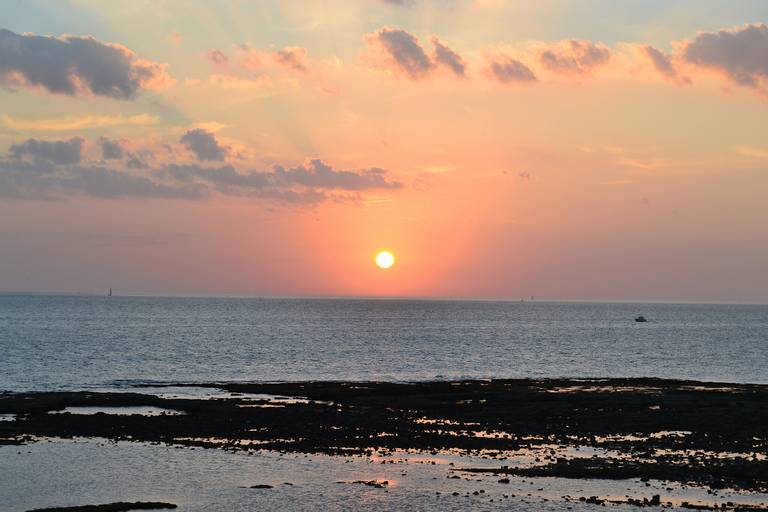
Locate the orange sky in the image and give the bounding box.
[1,1,768,301]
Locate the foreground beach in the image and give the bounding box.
[2,378,767,511]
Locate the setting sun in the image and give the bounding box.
[375,251,395,269]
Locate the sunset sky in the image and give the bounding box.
[1,0,768,301]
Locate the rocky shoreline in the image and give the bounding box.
[2,378,767,506]
[26,503,177,512]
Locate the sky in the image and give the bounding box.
[1,0,768,301]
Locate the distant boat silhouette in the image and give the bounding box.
[108,288,112,297]
[635,315,647,322]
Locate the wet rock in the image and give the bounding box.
[341,480,389,488]
[4,378,768,495]
[25,502,177,512]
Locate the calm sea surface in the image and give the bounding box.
[1,295,767,391]
[3,295,768,511]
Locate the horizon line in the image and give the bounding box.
[1,291,766,306]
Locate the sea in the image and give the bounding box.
[3,295,768,511]
[1,294,767,391]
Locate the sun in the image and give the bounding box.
[375,250,395,269]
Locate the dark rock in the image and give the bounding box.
[4,378,768,494]
[25,502,177,512]
[344,480,388,488]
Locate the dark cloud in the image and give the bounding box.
[206,49,229,67]
[370,27,434,79]
[126,153,150,169]
[431,37,466,77]
[165,160,399,204]
[273,159,403,190]
[641,45,691,85]
[0,137,402,205]
[0,160,57,199]
[642,45,676,77]
[254,188,327,204]
[62,165,207,199]
[9,137,84,165]
[367,28,468,80]
[681,24,768,90]
[0,160,207,200]
[189,170,329,204]
[538,40,611,75]
[180,129,228,162]
[98,137,124,160]
[0,28,172,99]
[168,163,271,189]
[487,55,537,83]
[274,47,308,72]
[167,159,401,192]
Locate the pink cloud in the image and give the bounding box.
[206,49,229,68]
[486,54,537,83]
[680,23,768,95]
[536,39,611,75]
[431,37,466,78]
[365,27,467,80]
[274,46,308,72]
[638,45,691,85]
[0,29,174,99]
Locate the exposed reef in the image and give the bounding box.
[2,378,767,497]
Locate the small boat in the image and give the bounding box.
[635,315,647,323]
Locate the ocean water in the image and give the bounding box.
[3,295,768,512]
[4,439,767,512]
[1,294,767,391]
